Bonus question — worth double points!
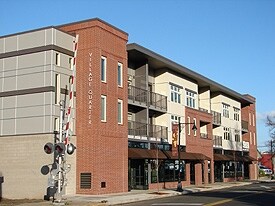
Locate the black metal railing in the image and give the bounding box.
[128,85,167,111]
[211,110,221,125]
[128,85,147,105]
[149,91,167,111]
[199,107,208,113]
[200,133,208,139]
[128,121,168,140]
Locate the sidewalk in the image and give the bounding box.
[14,181,260,206]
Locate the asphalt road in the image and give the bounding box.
[121,182,275,206]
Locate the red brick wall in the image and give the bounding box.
[60,19,129,194]
[185,107,214,184]
[241,95,257,159]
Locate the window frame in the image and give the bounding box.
[117,62,123,87]
[186,90,196,108]
[101,95,107,122]
[118,99,123,124]
[101,56,107,82]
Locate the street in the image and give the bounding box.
[121,182,275,206]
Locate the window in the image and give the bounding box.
[249,113,251,125]
[118,62,123,87]
[193,118,197,136]
[234,130,240,142]
[55,74,60,104]
[187,116,191,135]
[101,56,107,82]
[250,132,252,143]
[54,117,59,132]
[253,133,256,145]
[170,85,181,103]
[252,114,255,126]
[222,103,230,118]
[186,90,196,108]
[118,99,123,124]
[233,107,240,121]
[224,127,230,140]
[69,57,73,70]
[55,53,60,66]
[171,115,181,124]
[101,95,106,122]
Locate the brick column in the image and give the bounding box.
[195,163,202,186]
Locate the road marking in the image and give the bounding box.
[152,203,203,206]
[204,193,257,206]
[260,185,271,189]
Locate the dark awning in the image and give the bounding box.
[214,154,258,162]
[164,151,211,161]
[128,148,167,159]
[214,154,234,161]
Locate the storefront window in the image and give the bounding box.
[151,160,186,183]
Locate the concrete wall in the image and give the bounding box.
[0,134,76,199]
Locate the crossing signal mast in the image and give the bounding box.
[43,35,79,203]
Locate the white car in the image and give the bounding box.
[259,165,273,175]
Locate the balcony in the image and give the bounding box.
[128,85,167,112]
[241,120,248,133]
[200,133,208,139]
[211,110,221,126]
[199,107,209,113]
[213,135,222,148]
[149,91,167,111]
[128,120,168,141]
[128,85,147,107]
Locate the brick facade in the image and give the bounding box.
[60,19,129,194]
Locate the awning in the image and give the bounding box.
[164,151,211,161]
[128,148,167,159]
[214,154,258,162]
[214,154,234,161]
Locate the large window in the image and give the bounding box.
[186,90,196,108]
[118,99,123,124]
[170,85,181,103]
[222,103,230,118]
[118,62,123,87]
[233,107,240,121]
[223,127,230,140]
[101,56,107,82]
[151,160,186,183]
[101,95,106,122]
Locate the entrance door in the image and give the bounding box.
[214,162,223,182]
[244,162,249,179]
[129,159,148,190]
[190,162,195,184]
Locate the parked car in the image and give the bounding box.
[259,165,273,175]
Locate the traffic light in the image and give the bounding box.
[67,143,76,155]
[55,143,66,155]
[44,143,54,154]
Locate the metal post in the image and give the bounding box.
[57,101,64,201]
[177,118,183,192]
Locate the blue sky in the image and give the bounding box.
[1,0,275,151]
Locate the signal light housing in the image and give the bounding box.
[55,143,66,155]
[44,143,54,154]
[67,143,76,155]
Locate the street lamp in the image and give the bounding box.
[177,119,197,192]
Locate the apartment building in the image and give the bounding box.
[0,18,257,199]
[0,27,77,198]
